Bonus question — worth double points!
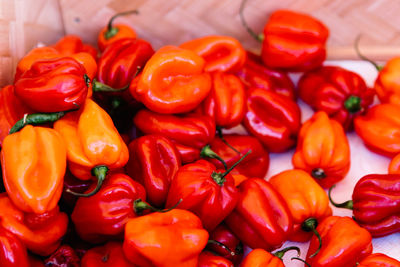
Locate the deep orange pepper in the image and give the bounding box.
[269,169,332,242]
[357,253,400,267]
[240,247,300,267]
[52,35,97,60]
[292,111,350,188]
[81,241,135,267]
[0,193,68,256]
[180,35,246,73]
[53,99,129,196]
[375,57,400,105]
[389,153,400,174]
[123,209,209,267]
[133,45,211,114]
[1,125,66,214]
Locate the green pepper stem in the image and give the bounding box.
[216,127,241,155]
[207,240,235,257]
[301,218,322,258]
[273,246,300,259]
[354,35,383,71]
[239,0,264,42]
[92,79,129,92]
[200,145,228,170]
[328,185,354,209]
[344,95,362,114]
[66,165,109,197]
[311,168,326,179]
[134,198,182,215]
[105,10,139,40]
[291,257,311,267]
[211,150,251,186]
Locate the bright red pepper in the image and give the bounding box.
[134,109,215,164]
[235,51,295,99]
[204,134,269,179]
[298,66,375,130]
[243,88,301,152]
[261,10,329,71]
[166,159,238,231]
[306,216,372,267]
[81,241,135,267]
[0,227,29,267]
[357,253,400,267]
[208,224,243,264]
[126,134,181,207]
[198,251,233,267]
[14,57,89,112]
[71,173,146,243]
[44,245,80,267]
[180,35,246,73]
[225,178,293,251]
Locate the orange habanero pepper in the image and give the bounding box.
[375,57,400,105]
[1,125,66,214]
[292,111,350,188]
[53,99,129,197]
[240,247,301,267]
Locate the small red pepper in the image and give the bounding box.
[126,134,181,207]
[243,88,301,152]
[357,253,400,267]
[198,251,234,267]
[44,245,80,267]
[0,227,29,267]
[208,224,243,264]
[81,241,135,267]
[134,109,215,164]
[298,66,375,130]
[225,178,293,251]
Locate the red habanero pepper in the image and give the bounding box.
[134,109,215,164]
[329,174,400,237]
[306,216,372,267]
[165,159,239,231]
[225,178,293,251]
[14,57,89,112]
[81,241,135,267]
[44,245,80,267]
[355,103,400,156]
[298,66,375,130]
[133,45,211,114]
[126,134,181,207]
[240,247,301,267]
[235,51,296,99]
[357,253,400,267]
[0,227,29,267]
[203,134,269,179]
[71,173,146,243]
[243,88,301,152]
[180,35,246,73]
[123,209,209,267]
[198,251,233,267]
[208,224,243,264]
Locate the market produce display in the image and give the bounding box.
[0,2,400,266]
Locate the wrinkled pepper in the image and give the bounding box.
[292,111,350,188]
[329,174,400,237]
[14,57,89,112]
[166,159,239,231]
[354,103,400,156]
[71,173,146,243]
[81,241,135,267]
[208,224,243,264]
[0,193,68,256]
[54,99,129,196]
[306,216,372,267]
[204,134,269,179]
[44,245,80,267]
[196,72,245,128]
[123,209,209,267]
[0,227,29,267]
[225,178,293,251]
[180,35,246,73]
[133,45,211,114]
[298,66,375,130]
[243,88,301,152]
[374,57,400,105]
[1,125,66,214]
[126,134,181,207]
[240,247,301,267]
[235,51,295,99]
[198,251,233,267]
[134,109,215,163]
[357,253,400,267]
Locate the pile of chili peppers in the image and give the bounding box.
[0,3,399,267]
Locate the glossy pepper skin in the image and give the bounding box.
[235,51,295,99]
[225,178,293,251]
[269,169,332,242]
[166,160,238,231]
[0,193,68,256]
[355,104,400,156]
[197,72,246,128]
[81,241,135,267]
[0,227,29,267]
[1,125,66,214]
[198,251,234,267]
[14,57,89,112]
[133,45,211,114]
[240,248,284,267]
[292,111,350,188]
[134,109,215,164]
[375,57,400,105]
[298,66,375,130]
[206,134,269,179]
[243,88,301,152]
[306,216,372,267]
[126,134,180,207]
[44,245,80,267]
[123,209,209,267]
[71,173,146,243]
[54,99,129,180]
[261,10,329,71]
[208,224,243,264]
[357,253,400,267]
[389,153,400,174]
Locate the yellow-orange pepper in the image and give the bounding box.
[375,57,400,105]
[54,99,129,196]
[1,125,66,214]
[292,111,350,188]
